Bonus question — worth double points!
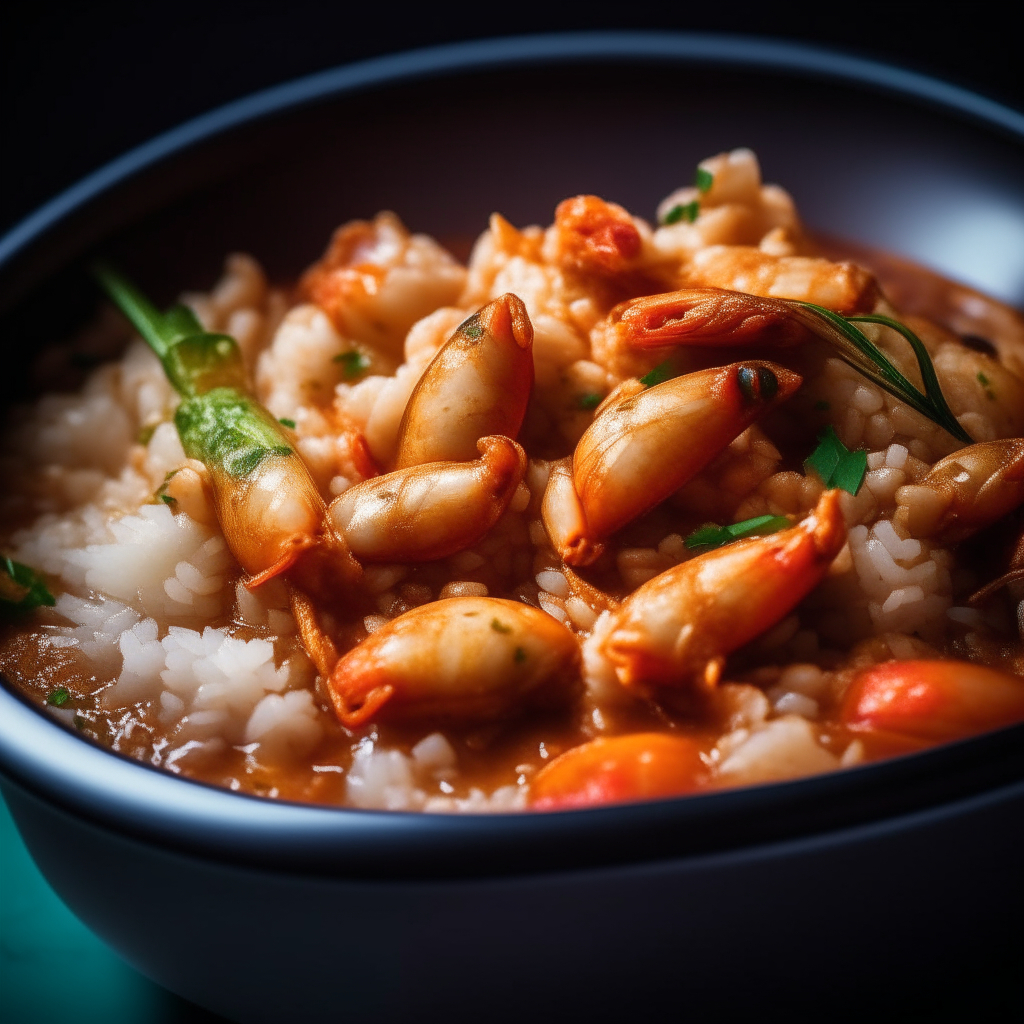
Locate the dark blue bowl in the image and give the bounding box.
[3,33,1024,1021]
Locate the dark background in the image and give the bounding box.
[1,2,1021,238]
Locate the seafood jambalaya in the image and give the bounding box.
[5,147,1024,812]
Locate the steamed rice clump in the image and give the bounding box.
[4,146,1024,812]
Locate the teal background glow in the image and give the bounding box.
[0,794,224,1023]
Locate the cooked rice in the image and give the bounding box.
[3,146,1022,811]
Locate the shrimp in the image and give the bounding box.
[842,659,1024,743]
[327,596,580,727]
[590,283,873,380]
[394,294,534,467]
[541,360,802,565]
[599,489,846,696]
[329,436,526,562]
[530,733,708,810]
[97,266,361,598]
[894,439,1024,544]
[299,211,466,358]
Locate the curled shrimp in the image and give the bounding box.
[894,439,1024,545]
[394,294,534,468]
[531,733,708,810]
[596,287,817,357]
[542,360,802,565]
[842,659,1024,743]
[599,489,846,695]
[327,596,581,727]
[210,439,359,592]
[328,436,526,562]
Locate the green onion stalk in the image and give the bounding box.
[94,264,360,596]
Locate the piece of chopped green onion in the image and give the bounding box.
[1,557,56,613]
[804,426,867,495]
[47,687,71,707]
[491,618,512,634]
[695,167,714,193]
[685,514,791,551]
[576,392,603,411]
[334,350,371,379]
[663,200,699,225]
[278,417,296,429]
[639,360,675,388]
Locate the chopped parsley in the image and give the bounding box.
[154,469,178,507]
[463,322,483,340]
[278,417,296,429]
[514,646,527,663]
[639,359,675,388]
[804,426,867,495]
[695,167,714,193]
[977,372,996,400]
[334,350,371,379]
[47,687,71,707]
[1,557,56,613]
[662,200,699,225]
[576,392,603,411]
[685,514,791,552]
[491,618,513,634]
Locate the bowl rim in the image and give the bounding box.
[4,30,1024,881]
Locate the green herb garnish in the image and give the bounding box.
[976,372,996,400]
[153,469,178,507]
[685,514,791,552]
[278,417,296,429]
[576,392,603,411]
[663,200,699,225]
[804,426,868,495]
[463,322,483,340]
[1,557,56,614]
[639,360,676,388]
[137,423,157,445]
[491,618,512,634]
[791,302,971,444]
[334,350,371,379]
[47,687,71,707]
[94,264,300,482]
[695,167,714,193]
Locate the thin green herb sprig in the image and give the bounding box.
[94,263,295,480]
[791,302,972,444]
[685,514,791,552]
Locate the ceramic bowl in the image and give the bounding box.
[3,33,1024,1021]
